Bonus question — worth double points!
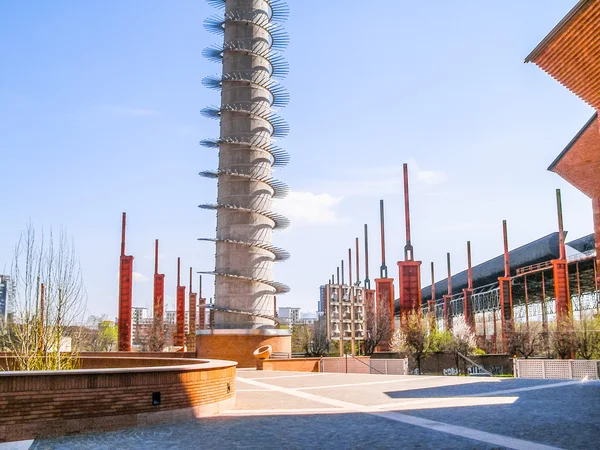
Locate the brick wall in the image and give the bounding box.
[0,357,236,443]
[257,358,321,372]
[196,334,291,368]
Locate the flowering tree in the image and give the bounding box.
[449,316,477,374]
[391,309,431,374]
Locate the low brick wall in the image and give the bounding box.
[196,332,291,368]
[257,358,321,372]
[0,356,236,443]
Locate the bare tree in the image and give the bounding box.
[309,318,330,356]
[142,315,167,352]
[363,294,392,356]
[507,321,544,359]
[551,316,577,359]
[391,309,431,374]
[7,224,86,371]
[575,315,600,360]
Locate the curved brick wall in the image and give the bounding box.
[0,356,236,443]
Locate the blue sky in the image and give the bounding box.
[1,1,594,320]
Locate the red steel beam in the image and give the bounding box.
[175,257,186,349]
[403,163,414,262]
[153,239,165,323]
[118,212,133,352]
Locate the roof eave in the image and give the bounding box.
[547,111,598,171]
[525,0,594,63]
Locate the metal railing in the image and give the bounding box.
[320,355,408,375]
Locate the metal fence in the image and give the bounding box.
[320,356,408,375]
[514,358,600,380]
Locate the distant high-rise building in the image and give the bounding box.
[0,275,14,324]
[318,285,327,315]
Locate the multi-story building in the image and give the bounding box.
[0,275,14,324]
[277,307,301,328]
[324,284,365,354]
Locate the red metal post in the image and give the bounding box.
[431,262,436,303]
[348,248,353,286]
[464,241,475,331]
[403,163,414,262]
[447,252,452,296]
[153,239,165,324]
[499,220,513,353]
[553,190,571,323]
[188,267,197,351]
[175,257,186,349]
[118,212,133,352]
[443,252,452,331]
[198,275,206,330]
[355,237,360,286]
[364,224,371,289]
[398,164,422,321]
[379,200,388,278]
[39,282,45,352]
[503,220,510,278]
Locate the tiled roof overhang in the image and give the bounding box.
[525,0,600,110]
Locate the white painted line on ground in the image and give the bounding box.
[249,373,328,380]
[236,389,270,392]
[371,396,518,411]
[293,377,437,390]
[224,407,343,416]
[236,377,562,450]
[372,411,560,450]
[466,379,599,397]
[0,439,34,450]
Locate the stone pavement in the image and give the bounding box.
[28,370,600,449]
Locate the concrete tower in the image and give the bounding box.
[199,0,290,336]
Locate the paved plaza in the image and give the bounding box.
[24,371,600,449]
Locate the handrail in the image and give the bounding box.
[458,352,492,376]
[346,353,386,375]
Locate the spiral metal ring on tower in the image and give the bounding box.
[201,104,290,138]
[200,138,290,168]
[202,73,290,107]
[199,203,290,230]
[197,238,290,261]
[200,0,290,327]
[198,271,290,294]
[206,0,290,23]
[199,169,290,199]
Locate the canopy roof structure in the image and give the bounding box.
[525,0,600,110]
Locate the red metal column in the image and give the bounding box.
[443,252,452,331]
[375,199,395,345]
[188,267,197,351]
[594,197,600,291]
[397,164,422,320]
[553,189,571,324]
[198,275,206,330]
[153,239,165,324]
[118,212,134,352]
[175,257,186,349]
[499,220,513,354]
[463,241,475,331]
